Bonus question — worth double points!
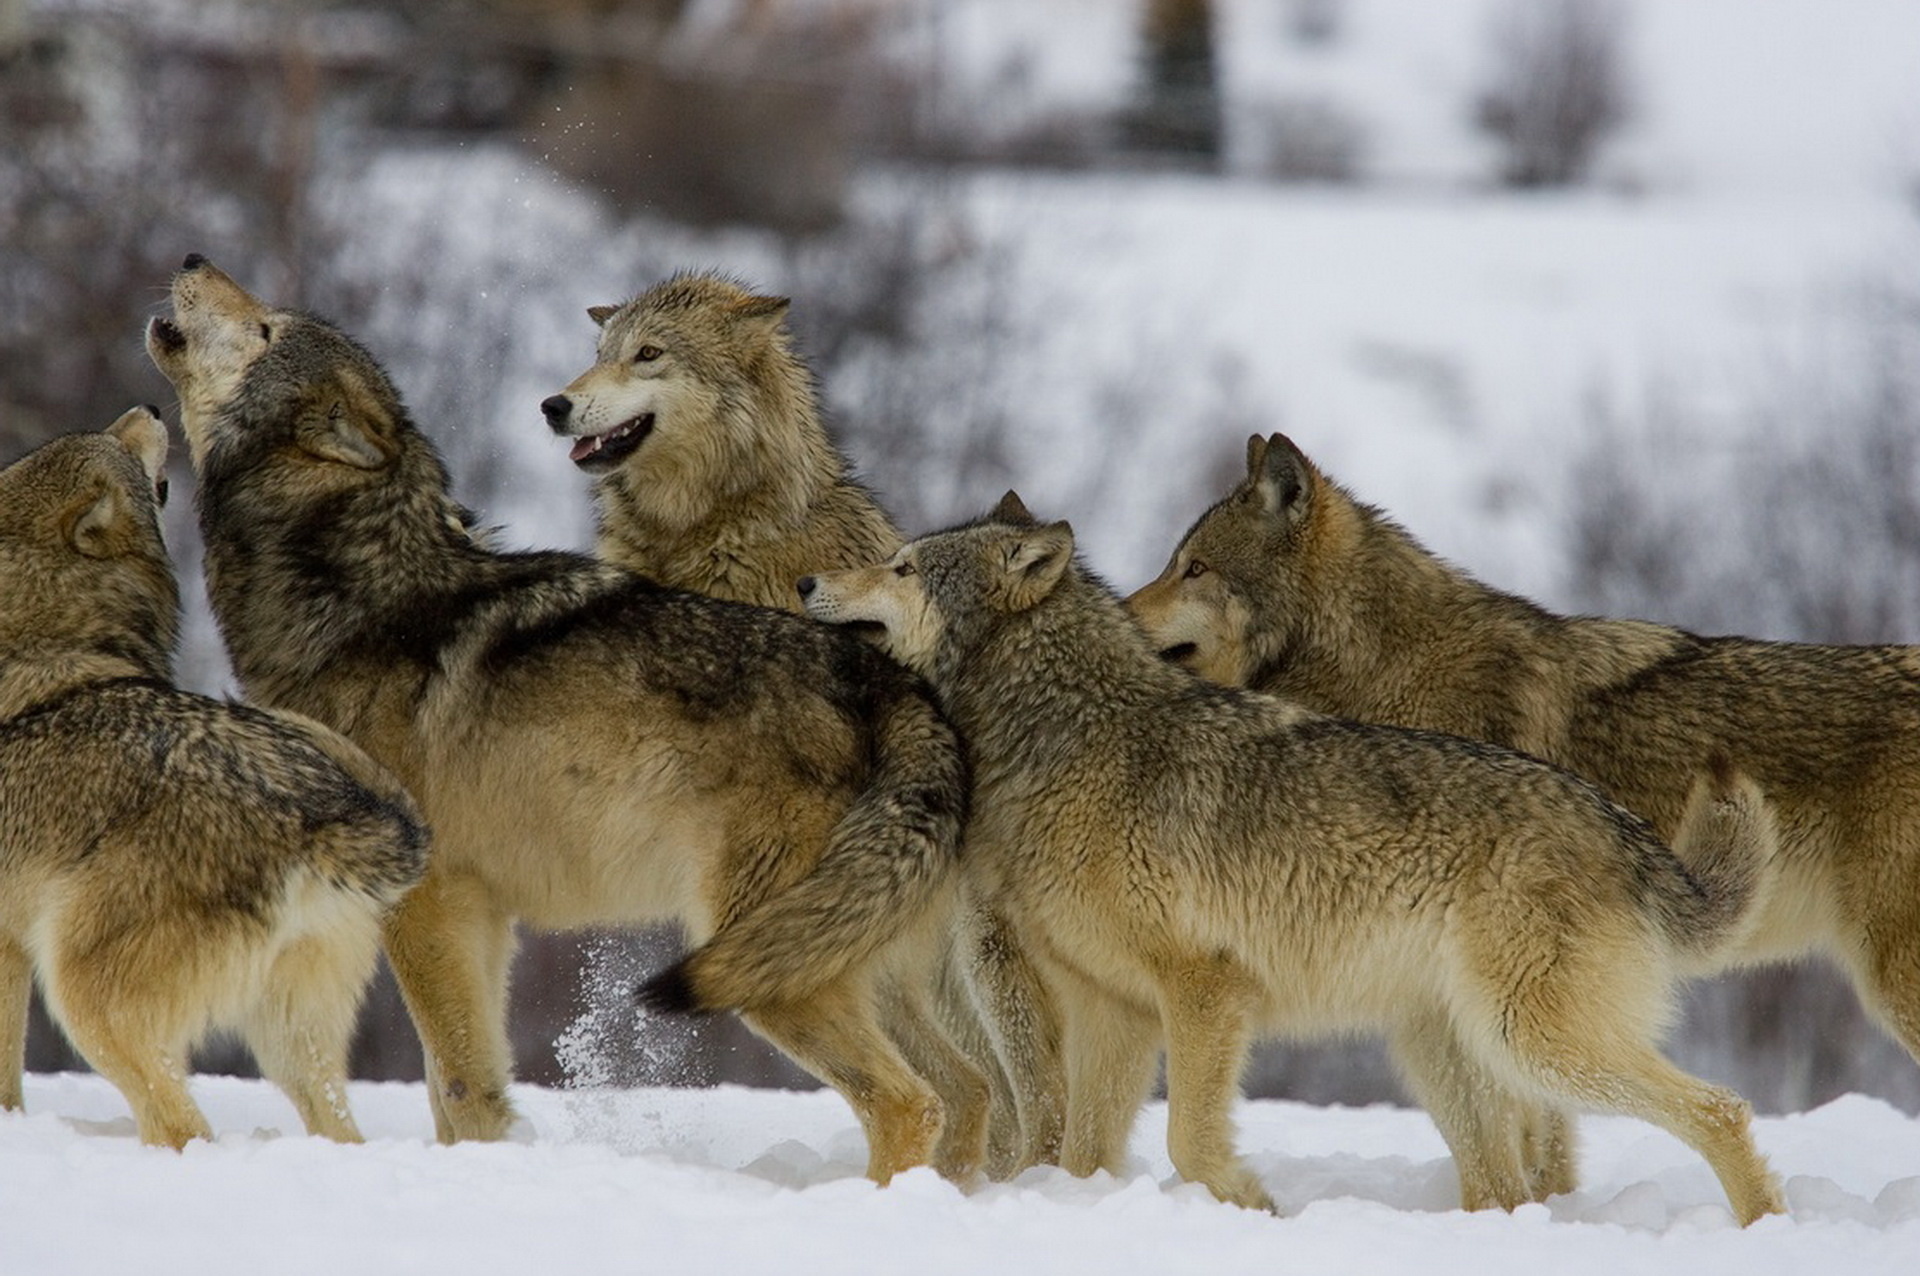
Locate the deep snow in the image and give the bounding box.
[4,1074,1918,1274]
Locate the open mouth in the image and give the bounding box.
[148,316,186,353]
[1159,642,1198,664]
[569,413,654,471]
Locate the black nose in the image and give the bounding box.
[541,395,573,430]
[181,253,206,270]
[796,576,817,600]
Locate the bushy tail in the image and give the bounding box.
[282,709,432,907]
[637,685,966,1014]
[1660,753,1778,964]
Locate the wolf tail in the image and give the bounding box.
[637,682,966,1014]
[1659,752,1777,964]
[283,713,433,906]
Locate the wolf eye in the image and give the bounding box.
[634,345,663,363]
[154,477,169,508]
[258,323,272,341]
[1184,559,1210,580]
[893,561,917,577]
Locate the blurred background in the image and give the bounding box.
[6,0,1919,1114]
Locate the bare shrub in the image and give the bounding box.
[523,3,916,234]
[1474,0,1631,188]
[1124,0,1224,165]
[1287,0,1344,47]
[1247,95,1368,183]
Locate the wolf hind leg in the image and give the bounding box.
[1056,967,1160,1180]
[1390,1004,1540,1211]
[1521,1105,1579,1201]
[47,946,212,1149]
[878,973,991,1184]
[1491,986,1783,1225]
[244,923,382,1143]
[962,907,1070,1172]
[1840,861,1920,1079]
[1,939,29,1111]
[744,974,942,1184]
[381,873,520,1142]
[927,933,1024,1179]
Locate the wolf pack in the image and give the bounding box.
[5,255,1919,1227]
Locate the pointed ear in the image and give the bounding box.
[587,304,620,328]
[105,405,168,486]
[1245,433,1269,477]
[732,294,791,337]
[64,481,129,559]
[1001,521,1075,611]
[1253,433,1315,526]
[990,489,1037,527]
[300,402,390,470]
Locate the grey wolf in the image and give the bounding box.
[799,495,1785,1224]
[147,257,974,1183]
[547,275,1043,1176]
[1,407,427,1148]
[1130,432,1920,1085]
[541,272,898,614]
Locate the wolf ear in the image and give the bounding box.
[64,481,130,559]
[105,406,168,486]
[990,489,1037,527]
[732,294,791,336]
[1253,433,1315,526]
[300,403,390,470]
[1001,521,1075,611]
[587,304,619,328]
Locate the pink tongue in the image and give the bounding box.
[569,436,601,463]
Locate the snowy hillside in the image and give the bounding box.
[6,1074,1920,1275]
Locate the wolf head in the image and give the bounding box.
[800,491,1075,680]
[146,255,418,485]
[541,272,801,488]
[0,406,178,675]
[1127,433,1331,687]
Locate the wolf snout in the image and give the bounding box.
[181,253,207,271]
[796,576,818,600]
[540,395,573,431]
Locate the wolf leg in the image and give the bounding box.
[1056,967,1160,1179]
[744,974,942,1184]
[964,909,1070,1170]
[878,973,991,1184]
[246,927,381,1142]
[1494,986,1783,1226]
[1389,1004,1536,1211]
[0,939,28,1111]
[928,932,1024,1178]
[1844,870,1920,1079]
[1520,1105,1579,1200]
[48,965,212,1149]
[1155,954,1270,1212]
[381,872,520,1142]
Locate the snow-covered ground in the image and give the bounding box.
[5,1074,1919,1274]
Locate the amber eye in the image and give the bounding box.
[893,561,917,577]
[634,345,663,363]
[1183,559,1210,580]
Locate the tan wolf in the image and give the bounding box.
[541,272,899,613]
[798,496,1785,1225]
[1131,432,1920,1087]
[147,256,977,1183]
[1,407,427,1149]
[546,275,1046,1176]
